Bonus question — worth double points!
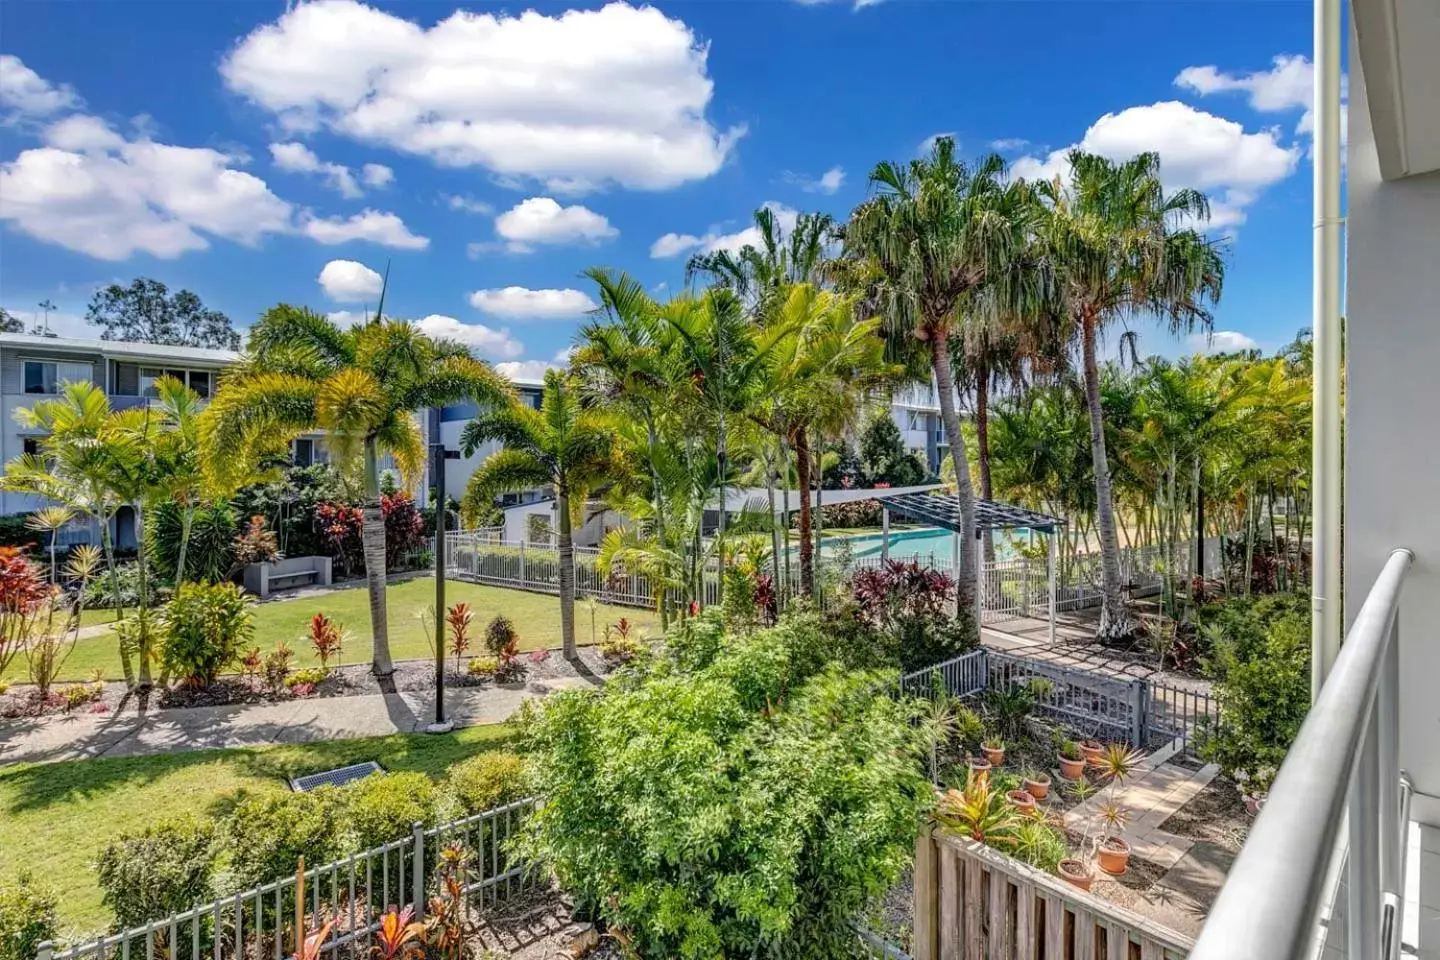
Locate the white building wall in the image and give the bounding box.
[1345,45,1440,827]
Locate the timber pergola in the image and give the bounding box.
[873,491,1066,644]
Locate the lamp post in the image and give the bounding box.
[427,415,461,734]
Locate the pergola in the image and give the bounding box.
[873,491,1066,643]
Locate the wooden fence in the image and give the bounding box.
[912,827,1193,960]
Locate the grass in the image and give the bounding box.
[0,725,514,935]
[3,578,659,683]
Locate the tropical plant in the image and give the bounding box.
[25,546,103,697]
[262,642,294,696]
[842,138,1040,602]
[446,602,472,674]
[372,906,423,960]
[0,548,51,681]
[1030,150,1226,639]
[160,581,254,687]
[149,500,237,585]
[233,515,281,567]
[460,371,615,659]
[202,301,512,675]
[23,507,74,585]
[308,612,344,670]
[422,845,472,960]
[0,871,58,960]
[935,781,1021,847]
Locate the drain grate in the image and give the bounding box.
[290,761,382,793]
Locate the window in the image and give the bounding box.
[188,370,211,398]
[22,438,41,457]
[907,411,922,431]
[23,360,92,394]
[292,438,314,467]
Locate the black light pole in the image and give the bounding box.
[427,410,459,733]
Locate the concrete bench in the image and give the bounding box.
[243,556,332,599]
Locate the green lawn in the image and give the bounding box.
[4,578,658,683]
[0,725,514,936]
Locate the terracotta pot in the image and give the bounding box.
[1058,756,1086,781]
[982,745,1005,767]
[1059,859,1094,892]
[1097,837,1131,876]
[1006,790,1036,816]
[967,757,991,786]
[1243,794,1266,816]
[1022,773,1051,800]
[1080,741,1104,766]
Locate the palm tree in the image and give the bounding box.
[146,376,209,585]
[203,306,512,676]
[25,506,75,585]
[1032,150,1225,639]
[459,370,617,659]
[746,285,897,596]
[842,138,1041,599]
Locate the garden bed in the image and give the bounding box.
[0,648,619,719]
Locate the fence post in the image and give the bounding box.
[36,942,54,960]
[518,540,527,587]
[1129,679,1150,747]
[411,821,426,919]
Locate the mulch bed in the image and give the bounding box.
[0,648,619,719]
[1155,774,1251,854]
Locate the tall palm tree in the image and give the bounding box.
[147,376,209,586]
[203,306,512,675]
[1032,150,1225,639]
[746,285,897,596]
[459,370,617,659]
[842,138,1041,599]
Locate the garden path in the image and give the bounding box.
[0,677,590,766]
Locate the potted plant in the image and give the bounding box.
[1058,740,1086,781]
[1005,789,1037,816]
[935,782,1022,848]
[1237,766,1274,816]
[1058,858,1094,891]
[967,756,992,787]
[982,737,1006,766]
[1021,768,1051,801]
[1080,739,1104,766]
[1084,744,1145,877]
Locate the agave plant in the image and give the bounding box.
[935,782,1021,848]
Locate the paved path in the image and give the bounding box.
[982,614,1214,693]
[0,678,596,767]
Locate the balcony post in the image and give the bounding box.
[1378,615,1401,898]
[1348,694,1382,960]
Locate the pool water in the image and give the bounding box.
[819,527,1031,562]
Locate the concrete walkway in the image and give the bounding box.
[0,679,595,767]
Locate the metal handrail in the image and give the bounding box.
[1190,548,1413,960]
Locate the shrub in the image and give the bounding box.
[841,561,977,673]
[262,642,294,696]
[517,609,930,960]
[598,617,646,666]
[231,465,355,561]
[0,871,57,960]
[446,603,472,673]
[160,582,254,687]
[1198,597,1311,794]
[82,561,149,610]
[220,789,348,891]
[148,501,237,584]
[232,516,280,568]
[442,753,527,817]
[346,772,436,850]
[286,666,328,687]
[96,816,215,930]
[381,493,425,569]
[308,613,344,670]
[467,656,499,678]
[0,547,51,679]
[483,615,518,658]
[316,502,365,577]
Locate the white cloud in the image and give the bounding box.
[0,304,95,338]
[0,55,80,117]
[1187,330,1259,354]
[222,1,744,193]
[990,137,1030,152]
[317,259,383,301]
[361,163,393,188]
[269,141,361,198]
[493,197,617,252]
[1175,54,1315,133]
[327,309,368,326]
[468,286,597,320]
[300,209,429,249]
[791,0,886,9]
[413,314,523,358]
[784,165,845,195]
[1,130,294,260]
[494,348,574,382]
[1009,101,1300,231]
[649,201,799,259]
[446,194,492,215]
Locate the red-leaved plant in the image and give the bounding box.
[309,613,343,671]
[446,602,472,673]
[0,547,52,679]
[373,906,423,960]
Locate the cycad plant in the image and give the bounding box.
[460,370,617,659]
[203,303,512,676]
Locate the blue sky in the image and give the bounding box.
[0,0,1317,377]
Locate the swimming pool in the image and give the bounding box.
[818,526,1032,562]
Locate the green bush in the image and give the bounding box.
[516,609,931,960]
[95,816,215,930]
[160,582,254,686]
[0,872,57,960]
[662,608,727,674]
[442,752,527,817]
[345,772,436,850]
[148,502,237,585]
[82,562,151,610]
[220,788,348,892]
[1198,593,1311,794]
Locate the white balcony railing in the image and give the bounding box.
[1190,548,1414,960]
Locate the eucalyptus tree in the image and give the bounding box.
[842,138,1041,598]
[459,370,618,659]
[203,306,512,676]
[1030,150,1225,639]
